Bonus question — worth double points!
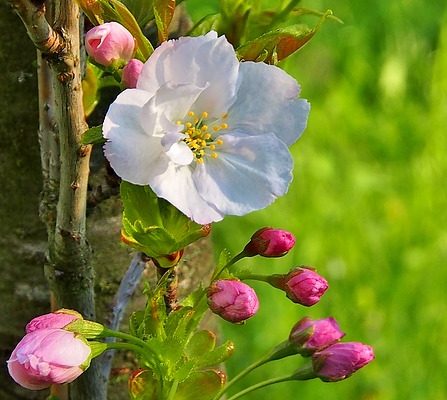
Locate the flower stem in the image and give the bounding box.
[212,341,296,400]
[212,251,246,281]
[237,272,285,289]
[101,328,161,362]
[166,379,179,400]
[226,375,294,400]
[225,365,315,400]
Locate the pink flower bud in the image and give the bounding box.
[289,317,345,354]
[284,267,328,306]
[312,342,375,382]
[207,280,259,323]
[26,309,82,333]
[85,22,135,67]
[244,227,296,257]
[122,59,144,88]
[7,328,92,390]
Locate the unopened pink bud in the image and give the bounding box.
[26,309,82,333]
[312,342,375,382]
[207,280,259,323]
[284,267,328,306]
[289,317,345,354]
[122,59,144,88]
[244,227,295,257]
[85,22,135,67]
[7,328,91,390]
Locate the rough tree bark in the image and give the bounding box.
[0,4,215,399]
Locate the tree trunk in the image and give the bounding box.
[0,3,215,399]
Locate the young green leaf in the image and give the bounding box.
[122,0,155,28]
[189,14,221,36]
[175,370,225,400]
[237,11,332,64]
[153,0,176,43]
[81,125,105,145]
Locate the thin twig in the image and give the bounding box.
[100,253,147,381]
[8,0,64,55]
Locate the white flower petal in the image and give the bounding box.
[148,163,224,224]
[227,61,310,145]
[193,132,293,216]
[145,82,207,123]
[161,131,186,150]
[103,89,165,185]
[137,31,239,116]
[165,141,194,165]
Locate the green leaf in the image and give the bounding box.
[122,0,155,27]
[120,181,209,258]
[81,125,105,145]
[129,369,160,400]
[82,62,101,117]
[175,370,225,400]
[237,12,332,64]
[153,0,176,43]
[185,330,216,359]
[217,249,232,271]
[195,340,235,369]
[129,310,145,337]
[188,14,221,36]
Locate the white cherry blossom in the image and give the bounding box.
[103,31,310,224]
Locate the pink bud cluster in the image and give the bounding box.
[289,317,374,381]
[85,22,144,88]
[7,310,92,390]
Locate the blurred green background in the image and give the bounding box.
[187,1,447,399]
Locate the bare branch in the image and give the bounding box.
[8,0,65,55]
[100,253,147,382]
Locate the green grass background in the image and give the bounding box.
[187,1,447,399]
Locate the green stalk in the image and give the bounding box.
[226,365,315,400]
[166,379,179,400]
[226,375,294,400]
[212,341,297,400]
[212,251,246,281]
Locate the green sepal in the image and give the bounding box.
[81,125,105,146]
[88,341,108,359]
[65,319,105,338]
[120,181,210,260]
[175,370,226,400]
[237,11,332,64]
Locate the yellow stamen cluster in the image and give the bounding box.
[177,111,228,163]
